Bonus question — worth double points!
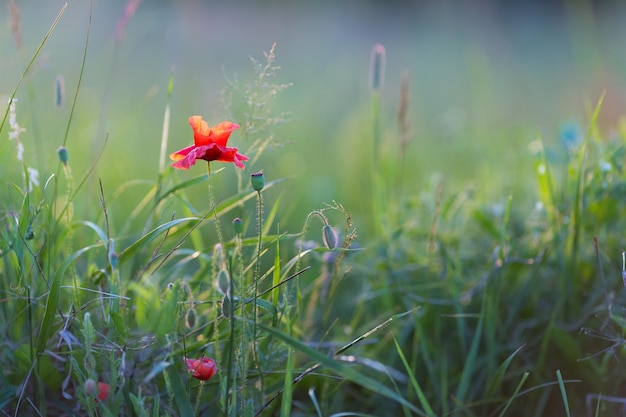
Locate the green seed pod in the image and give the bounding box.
[250,171,265,191]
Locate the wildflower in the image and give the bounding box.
[96,382,110,402]
[251,171,265,191]
[184,356,217,381]
[170,116,248,170]
[8,100,25,141]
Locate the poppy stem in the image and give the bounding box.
[253,187,265,392]
[206,162,224,245]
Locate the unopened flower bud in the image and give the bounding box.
[57,146,69,165]
[322,225,338,250]
[233,217,243,235]
[186,308,197,328]
[251,172,265,191]
[216,269,230,296]
[84,379,97,396]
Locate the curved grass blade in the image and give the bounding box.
[485,345,525,397]
[118,217,201,265]
[497,372,529,417]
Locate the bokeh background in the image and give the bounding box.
[2,0,626,236]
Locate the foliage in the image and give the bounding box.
[2,3,626,417]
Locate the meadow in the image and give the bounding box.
[3,1,626,416]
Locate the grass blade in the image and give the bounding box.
[556,370,571,417]
[497,372,529,417]
[392,337,436,416]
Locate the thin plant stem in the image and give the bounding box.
[61,162,78,303]
[370,92,383,236]
[194,382,205,415]
[253,189,264,393]
[206,162,224,245]
[234,231,247,414]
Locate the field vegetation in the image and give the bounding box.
[3,1,626,416]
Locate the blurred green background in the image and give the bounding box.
[2,0,626,236]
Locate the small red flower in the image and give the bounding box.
[170,116,249,170]
[185,356,217,381]
[96,382,110,402]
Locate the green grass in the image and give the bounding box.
[3,1,626,416]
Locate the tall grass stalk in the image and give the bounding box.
[369,44,385,236]
[0,4,67,136]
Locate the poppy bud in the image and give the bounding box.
[84,379,97,396]
[216,269,230,296]
[322,225,338,250]
[186,308,197,328]
[251,172,265,191]
[233,217,243,235]
[57,146,69,165]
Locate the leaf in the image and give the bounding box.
[486,345,525,397]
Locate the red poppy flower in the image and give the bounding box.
[185,356,217,381]
[170,116,249,170]
[96,382,110,402]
